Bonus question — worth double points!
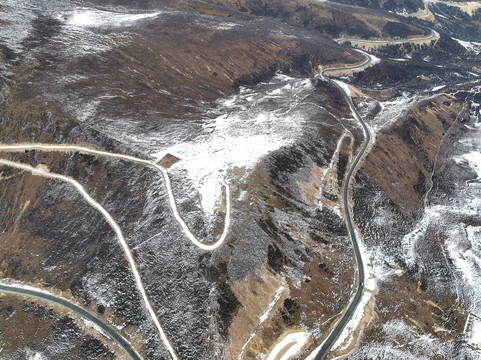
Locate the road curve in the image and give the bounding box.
[314,50,372,360]
[0,282,143,360]
[407,0,481,18]
[336,29,438,45]
[0,144,231,251]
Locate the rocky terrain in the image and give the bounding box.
[0,0,480,359]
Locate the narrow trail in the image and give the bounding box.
[0,282,143,360]
[0,144,231,251]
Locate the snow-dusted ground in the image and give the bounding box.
[0,158,178,360]
[0,143,232,251]
[52,7,162,56]
[401,92,481,322]
[349,319,454,360]
[0,0,163,60]
[0,0,46,53]
[152,74,316,218]
[0,281,135,356]
[367,92,418,132]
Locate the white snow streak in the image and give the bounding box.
[431,85,446,92]
[454,38,481,55]
[259,286,286,323]
[238,285,286,359]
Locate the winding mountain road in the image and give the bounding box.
[0,144,231,251]
[408,0,481,18]
[313,27,439,359]
[0,282,143,360]
[312,50,372,360]
[0,144,232,360]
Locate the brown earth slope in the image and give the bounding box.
[11,10,362,123]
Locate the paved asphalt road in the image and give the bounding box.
[0,283,143,360]
[315,25,437,357]
[338,29,438,45]
[314,52,372,360]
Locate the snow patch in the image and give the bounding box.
[198,175,223,218]
[468,317,481,346]
[64,9,161,28]
[368,92,418,131]
[152,74,314,217]
[82,318,110,339]
[445,224,481,306]
[28,353,46,360]
[216,21,238,30]
[455,151,481,179]
[0,281,56,297]
[355,48,381,65]
[431,85,446,92]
